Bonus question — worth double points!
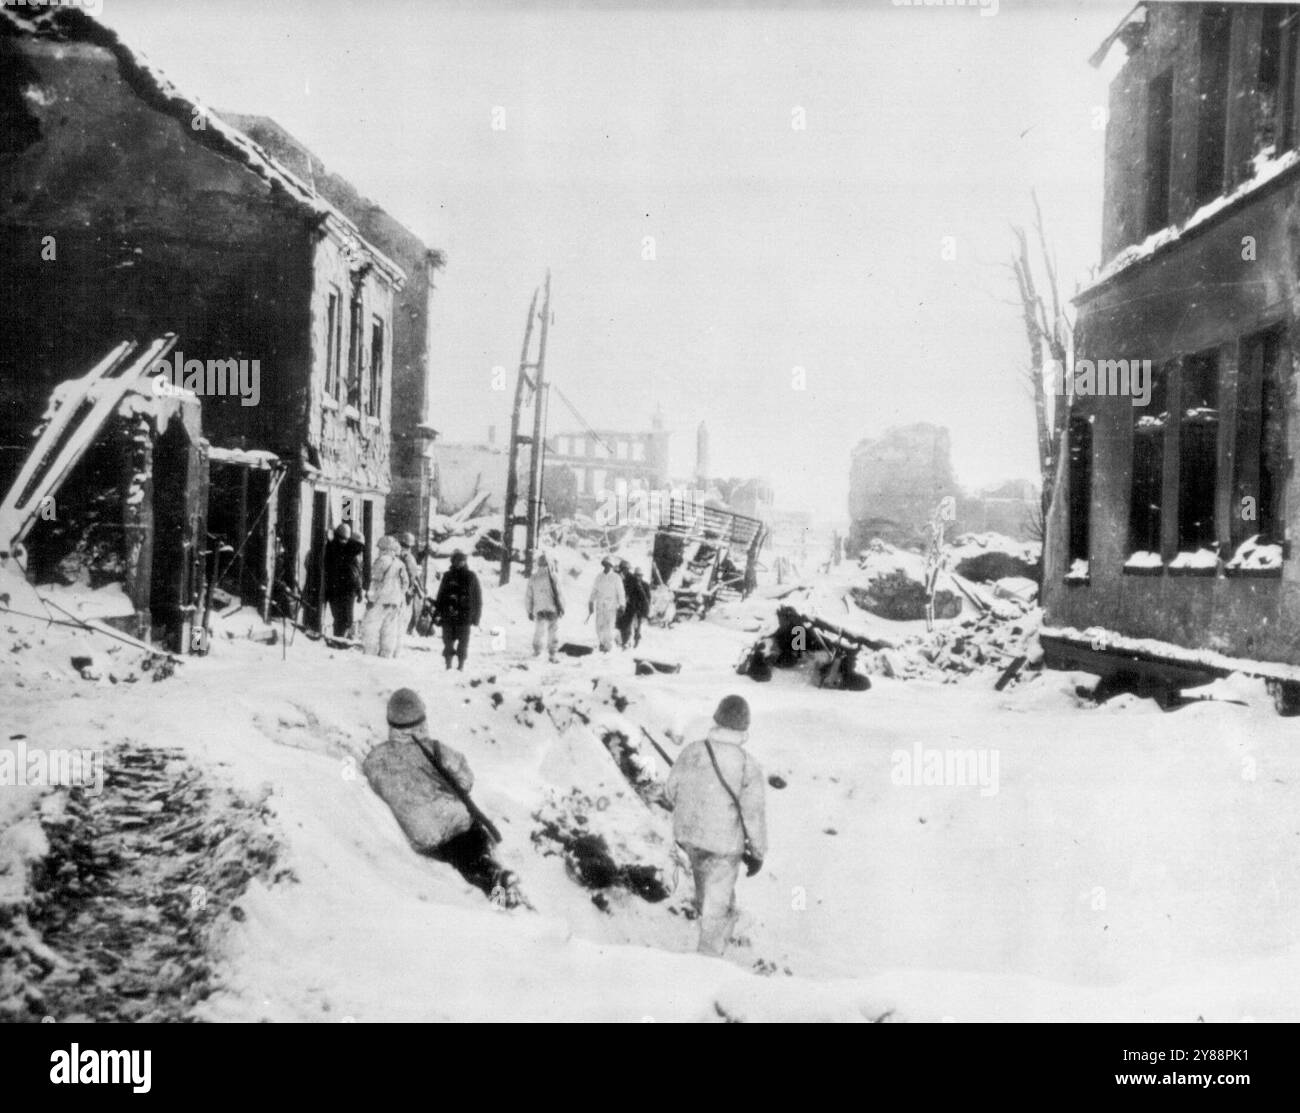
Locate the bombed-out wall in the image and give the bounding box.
[0,30,316,484]
[1044,177,1300,664]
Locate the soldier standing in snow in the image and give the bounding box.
[663,695,767,957]
[362,535,409,657]
[525,552,565,662]
[433,550,482,670]
[323,522,363,638]
[588,556,626,653]
[616,559,650,649]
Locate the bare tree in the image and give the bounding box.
[1010,191,1073,524]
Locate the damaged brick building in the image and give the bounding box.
[1043,2,1300,680]
[0,6,426,641]
[217,112,446,545]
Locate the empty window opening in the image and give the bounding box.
[1178,350,1220,552]
[1067,414,1092,566]
[1195,6,1232,205]
[1129,363,1169,555]
[1145,69,1175,235]
[1234,326,1290,546]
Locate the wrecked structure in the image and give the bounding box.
[544,411,672,514]
[1044,2,1300,683]
[0,7,408,638]
[651,497,767,617]
[849,424,1037,554]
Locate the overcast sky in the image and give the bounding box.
[98,0,1133,523]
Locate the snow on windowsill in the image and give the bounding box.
[1168,549,1219,574]
[1064,559,1090,584]
[1225,535,1284,575]
[321,395,340,412]
[1080,146,1300,295]
[1124,551,1163,573]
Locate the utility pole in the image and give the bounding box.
[523,271,552,578]
[499,272,552,585]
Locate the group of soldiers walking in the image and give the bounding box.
[321,528,652,668]
[527,554,651,660]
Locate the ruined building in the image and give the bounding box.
[0,7,411,637]
[1044,2,1300,676]
[218,113,446,544]
[544,411,672,514]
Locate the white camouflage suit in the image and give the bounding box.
[588,567,626,653]
[663,725,767,956]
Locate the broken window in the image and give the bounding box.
[1144,68,1174,235]
[1129,362,1169,555]
[1234,325,1290,546]
[325,288,342,400]
[368,316,384,417]
[346,297,364,410]
[1195,5,1232,206]
[1177,349,1220,552]
[1066,414,1092,567]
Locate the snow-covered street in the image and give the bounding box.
[5,555,1298,1023]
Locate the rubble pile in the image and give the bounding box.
[0,743,286,1022]
[869,604,1044,684]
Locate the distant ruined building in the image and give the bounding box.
[847,424,1037,553]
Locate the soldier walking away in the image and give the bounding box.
[363,689,524,907]
[362,535,410,657]
[433,549,482,670]
[663,695,767,957]
[323,522,363,639]
[588,556,626,653]
[616,559,650,649]
[525,552,565,662]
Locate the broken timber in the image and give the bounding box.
[0,336,177,564]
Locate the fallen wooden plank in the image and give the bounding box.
[993,654,1027,691]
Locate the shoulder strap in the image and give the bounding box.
[703,738,750,848]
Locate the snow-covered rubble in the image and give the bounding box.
[4,544,1300,1022]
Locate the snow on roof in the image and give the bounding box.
[1078,146,1300,299]
[0,5,406,289]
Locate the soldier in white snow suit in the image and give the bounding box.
[588,556,626,653]
[663,695,767,957]
[364,689,521,905]
[361,535,409,657]
[525,552,565,662]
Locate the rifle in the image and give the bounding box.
[638,726,675,768]
[413,737,502,844]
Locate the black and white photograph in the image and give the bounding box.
[0,0,1295,1068]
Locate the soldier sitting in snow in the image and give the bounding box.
[363,688,522,906]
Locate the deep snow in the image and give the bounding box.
[3,552,1299,1022]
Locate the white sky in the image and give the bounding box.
[97,0,1133,523]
